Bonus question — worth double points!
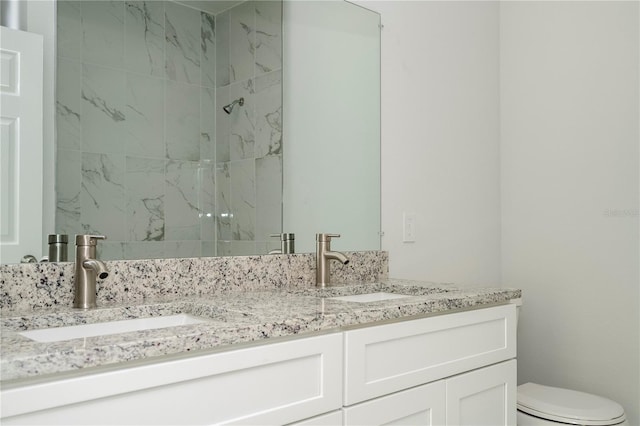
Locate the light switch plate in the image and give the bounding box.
[403,212,416,242]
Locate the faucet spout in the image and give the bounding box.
[82,259,109,280]
[323,250,349,265]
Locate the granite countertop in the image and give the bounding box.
[0,279,521,383]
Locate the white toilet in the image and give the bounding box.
[517,382,628,425]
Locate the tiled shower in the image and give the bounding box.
[55,1,283,260]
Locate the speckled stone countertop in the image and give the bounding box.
[1,279,520,382]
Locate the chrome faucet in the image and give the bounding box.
[73,235,109,309]
[269,233,295,254]
[316,233,349,287]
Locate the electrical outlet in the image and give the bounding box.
[403,212,416,242]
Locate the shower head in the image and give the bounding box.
[223,97,244,114]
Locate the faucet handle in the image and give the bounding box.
[75,235,107,246]
[271,233,295,241]
[316,233,341,242]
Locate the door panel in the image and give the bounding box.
[0,26,44,263]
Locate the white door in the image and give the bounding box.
[446,360,517,426]
[0,26,44,264]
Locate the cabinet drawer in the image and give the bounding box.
[2,333,343,425]
[344,304,516,405]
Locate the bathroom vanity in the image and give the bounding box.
[0,252,520,425]
[1,284,518,425]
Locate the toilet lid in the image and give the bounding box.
[517,383,626,426]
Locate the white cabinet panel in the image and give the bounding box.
[344,380,446,426]
[344,305,516,405]
[446,360,517,426]
[2,334,343,425]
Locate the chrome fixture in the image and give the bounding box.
[48,234,69,262]
[20,255,38,263]
[222,97,244,114]
[269,233,295,254]
[73,235,109,309]
[315,233,349,287]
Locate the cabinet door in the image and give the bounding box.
[289,410,343,426]
[446,360,517,426]
[343,380,446,426]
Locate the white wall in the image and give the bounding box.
[500,2,639,424]
[358,1,501,286]
[359,0,638,422]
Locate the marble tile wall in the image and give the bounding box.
[215,1,283,256]
[55,1,283,260]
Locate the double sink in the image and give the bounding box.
[11,283,452,344]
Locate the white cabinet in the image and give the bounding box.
[1,304,517,426]
[343,304,517,426]
[1,334,343,425]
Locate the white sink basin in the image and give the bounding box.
[19,314,207,342]
[328,292,411,303]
